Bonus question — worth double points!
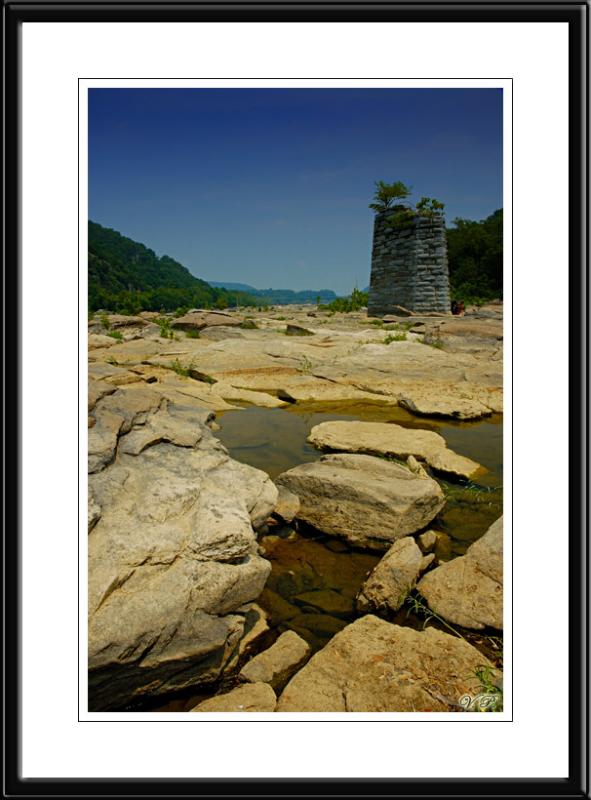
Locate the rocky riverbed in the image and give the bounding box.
[88,303,504,712]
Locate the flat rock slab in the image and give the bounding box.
[357,538,434,612]
[240,630,311,691]
[190,682,277,712]
[417,516,503,630]
[172,311,243,331]
[277,453,445,550]
[276,615,501,712]
[103,315,149,329]
[286,324,314,336]
[88,333,118,349]
[308,420,483,479]
[398,392,493,421]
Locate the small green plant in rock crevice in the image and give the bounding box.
[185,329,200,339]
[168,358,216,384]
[107,330,123,341]
[405,593,467,642]
[421,334,445,350]
[169,358,193,378]
[464,664,503,712]
[300,355,313,374]
[99,313,111,331]
[384,332,407,344]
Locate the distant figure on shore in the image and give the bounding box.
[451,300,465,316]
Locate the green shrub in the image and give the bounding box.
[321,287,368,313]
[240,318,258,330]
[107,330,123,341]
[185,329,200,338]
[156,317,174,339]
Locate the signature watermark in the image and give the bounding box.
[459,692,501,712]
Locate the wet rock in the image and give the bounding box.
[356,538,434,612]
[276,453,445,550]
[434,531,454,562]
[418,530,438,552]
[273,485,300,523]
[417,517,503,630]
[258,587,300,625]
[226,604,270,671]
[308,420,483,480]
[288,613,348,639]
[293,589,353,617]
[276,615,501,712]
[259,535,379,609]
[190,682,277,712]
[240,630,311,690]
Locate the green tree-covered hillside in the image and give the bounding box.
[447,209,503,302]
[88,222,258,312]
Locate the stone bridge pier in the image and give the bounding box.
[368,209,451,316]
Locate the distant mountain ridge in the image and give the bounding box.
[208,281,337,305]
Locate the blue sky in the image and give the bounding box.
[89,88,502,295]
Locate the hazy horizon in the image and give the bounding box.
[89,88,503,295]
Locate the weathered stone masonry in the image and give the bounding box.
[368,210,451,316]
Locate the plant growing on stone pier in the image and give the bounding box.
[368,180,412,212]
[416,196,445,218]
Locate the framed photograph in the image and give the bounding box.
[6,1,587,796]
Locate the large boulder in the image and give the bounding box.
[308,420,483,480]
[417,517,503,630]
[357,537,434,612]
[88,385,278,710]
[276,615,501,712]
[276,454,445,550]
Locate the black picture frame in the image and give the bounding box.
[4,2,588,797]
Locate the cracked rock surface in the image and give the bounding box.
[417,516,503,630]
[276,615,501,712]
[88,380,277,710]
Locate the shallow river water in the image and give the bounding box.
[152,402,503,711]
